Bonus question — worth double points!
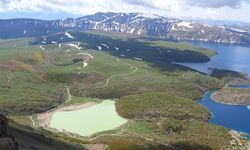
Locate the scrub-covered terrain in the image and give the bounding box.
[0,30,246,150]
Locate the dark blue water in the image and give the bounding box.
[228,84,250,89]
[199,91,250,134]
[176,42,250,75]
[180,42,250,136]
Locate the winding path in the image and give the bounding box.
[29,86,72,127]
[99,58,138,88]
[29,116,36,127]
[61,128,181,150]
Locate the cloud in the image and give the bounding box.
[124,0,154,7]
[0,0,248,14]
[121,0,250,9]
[181,0,250,8]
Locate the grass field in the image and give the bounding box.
[0,31,235,150]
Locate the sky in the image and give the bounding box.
[0,0,249,23]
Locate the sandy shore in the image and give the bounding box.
[37,102,97,127]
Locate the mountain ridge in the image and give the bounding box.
[0,12,249,44]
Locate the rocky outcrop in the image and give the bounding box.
[0,114,18,150]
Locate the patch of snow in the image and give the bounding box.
[230,28,248,33]
[172,21,193,31]
[65,32,75,39]
[114,47,119,51]
[101,43,109,49]
[59,43,62,47]
[217,25,226,29]
[138,13,160,19]
[133,57,143,61]
[39,46,45,50]
[23,30,27,34]
[51,41,57,44]
[42,38,47,44]
[177,22,193,28]
[83,62,88,68]
[65,43,81,49]
[130,28,135,34]
[126,49,131,52]
[120,54,125,57]
[137,28,143,35]
[93,22,98,29]
[97,46,102,50]
[77,53,94,59]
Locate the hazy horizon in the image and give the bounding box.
[0,0,250,23]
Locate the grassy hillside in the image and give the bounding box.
[0,31,233,150]
[116,93,210,121]
[0,31,223,116]
[115,92,232,150]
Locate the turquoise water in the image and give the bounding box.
[246,134,250,139]
[50,100,127,136]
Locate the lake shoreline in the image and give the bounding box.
[37,102,97,127]
[211,90,250,106]
[49,100,128,137]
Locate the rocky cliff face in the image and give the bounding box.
[0,12,249,44]
[0,115,18,150]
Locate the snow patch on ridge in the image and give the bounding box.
[133,57,143,61]
[138,13,160,19]
[229,28,248,33]
[101,43,109,49]
[97,46,102,50]
[65,32,75,39]
[66,43,81,49]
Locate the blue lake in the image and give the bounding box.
[199,91,250,134]
[227,84,250,89]
[177,42,250,136]
[176,42,250,75]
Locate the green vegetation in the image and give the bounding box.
[116,92,232,150]
[66,96,102,105]
[144,40,216,57]
[116,92,210,121]
[0,31,235,149]
[0,69,66,115]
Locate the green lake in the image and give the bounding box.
[50,100,127,136]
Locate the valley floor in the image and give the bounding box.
[0,31,248,150]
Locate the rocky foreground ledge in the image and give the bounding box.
[0,115,18,150]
